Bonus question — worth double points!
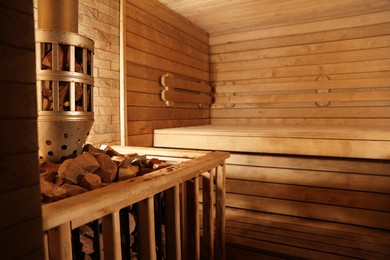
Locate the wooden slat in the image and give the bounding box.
[226,208,390,244]
[185,178,200,260]
[102,211,122,260]
[42,151,229,230]
[225,234,349,260]
[202,171,215,260]
[215,164,226,260]
[211,23,390,54]
[127,119,209,135]
[125,0,210,146]
[210,10,390,45]
[226,193,390,229]
[211,36,390,64]
[138,197,157,260]
[162,90,211,105]
[226,225,389,259]
[127,47,208,80]
[227,153,390,176]
[226,165,390,193]
[47,223,72,260]
[165,185,182,260]
[126,2,208,53]
[128,0,209,46]
[210,118,390,127]
[215,77,390,94]
[212,60,390,81]
[127,31,209,71]
[226,179,390,211]
[226,220,390,256]
[210,107,390,118]
[160,0,390,36]
[126,18,209,63]
[215,90,390,104]
[127,107,209,121]
[162,74,211,93]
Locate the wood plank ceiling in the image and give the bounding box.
[156,0,390,36]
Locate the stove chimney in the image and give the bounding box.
[38,0,78,33]
[36,0,95,163]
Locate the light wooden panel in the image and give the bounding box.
[0,2,43,259]
[156,0,390,36]
[209,12,390,126]
[124,0,210,146]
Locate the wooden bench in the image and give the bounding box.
[154,124,390,259]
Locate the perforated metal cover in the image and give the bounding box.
[37,112,93,162]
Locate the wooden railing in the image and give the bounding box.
[41,146,229,260]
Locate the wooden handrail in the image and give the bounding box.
[41,147,229,260]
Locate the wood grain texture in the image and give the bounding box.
[124,0,210,146]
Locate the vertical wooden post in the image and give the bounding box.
[102,211,122,259]
[138,197,157,260]
[47,222,72,260]
[202,170,215,259]
[43,232,50,260]
[180,182,188,259]
[215,164,226,260]
[186,177,200,260]
[166,185,182,260]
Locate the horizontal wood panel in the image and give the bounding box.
[210,10,390,45]
[127,32,208,71]
[215,90,390,105]
[226,220,390,256]
[227,193,390,229]
[125,18,209,62]
[211,107,390,118]
[0,82,37,118]
[162,74,211,93]
[127,134,153,147]
[226,225,389,259]
[226,164,390,193]
[127,47,208,80]
[126,77,161,94]
[211,118,390,127]
[211,23,390,54]
[225,234,348,260]
[213,71,390,88]
[0,186,42,230]
[0,119,38,156]
[212,47,390,74]
[129,0,208,44]
[212,60,390,81]
[215,77,390,94]
[127,119,209,135]
[0,152,40,193]
[158,0,390,36]
[226,179,390,211]
[125,0,210,146]
[226,208,390,243]
[126,2,208,53]
[0,218,44,260]
[162,90,211,105]
[127,107,209,121]
[227,153,390,175]
[211,36,390,64]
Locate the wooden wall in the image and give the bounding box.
[0,1,44,259]
[124,0,210,146]
[210,10,390,126]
